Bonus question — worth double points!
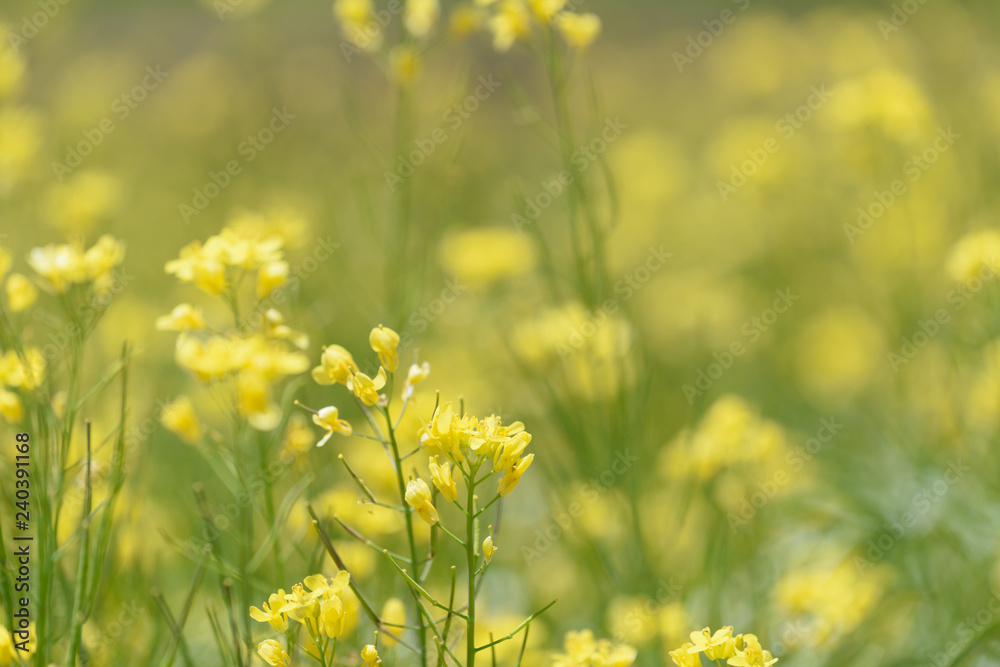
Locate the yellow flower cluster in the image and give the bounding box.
[551,629,637,667]
[669,627,777,667]
[15,234,126,296]
[165,225,286,297]
[468,0,601,52]
[160,223,309,432]
[417,404,534,501]
[251,571,353,664]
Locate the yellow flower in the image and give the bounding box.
[497,453,533,496]
[165,240,228,295]
[0,348,45,390]
[160,395,203,444]
[237,371,281,431]
[281,582,322,622]
[361,644,381,667]
[482,533,497,563]
[83,234,126,280]
[552,629,637,667]
[727,635,777,667]
[381,598,406,647]
[263,309,309,349]
[250,589,289,633]
[319,595,346,638]
[313,406,353,446]
[5,273,37,312]
[405,0,440,38]
[428,456,458,502]
[257,260,289,299]
[945,229,1000,285]
[419,402,474,461]
[527,0,565,22]
[369,325,401,372]
[312,345,359,386]
[334,0,382,50]
[554,12,601,52]
[0,625,15,666]
[474,415,527,458]
[688,627,736,661]
[450,4,486,35]
[438,226,537,288]
[27,242,87,293]
[257,639,290,667]
[403,361,430,400]
[155,303,206,331]
[488,0,531,51]
[669,643,699,667]
[405,478,439,525]
[348,367,387,406]
[493,431,531,472]
[0,390,22,423]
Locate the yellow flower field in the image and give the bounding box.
[0,0,998,666]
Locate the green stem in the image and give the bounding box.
[382,405,428,667]
[466,470,478,667]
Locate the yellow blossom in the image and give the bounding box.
[688,627,736,660]
[419,402,474,460]
[313,406,353,446]
[160,395,203,444]
[488,0,532,51]
[83,234,126,280]
[237,370,282,430]
[5,273,36,312]
[555,12,601,52]
[945,229,1000,285]
[450,5,486,35]
[361,644,381,667]
[669,644,699,667]
[405,478,439,525]
[334,0,382,50]
[257,639,290,667]
[27,242,87,293]
[312,345,359,386]
[405,0,440,38]
[428,456,458,502]
[552,629,637,667]
[0,390,22,423]
[250,589,289,633]
[527,0,565,22]
[0,348,45,390]
[369,325,400,372]
[348,367,387,406]
[319,595,346,638]
[155,304,206,331]
[403,361,430,399]
[483,533,497,563]
[257,260,289,298]
[497,453,533,496]
[727,634,777,667]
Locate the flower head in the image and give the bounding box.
[403,361,430,400]
[361,644,381,667]
[257,639,290,667]
[155,303,206,332]
[428,456,459,502]
[369,325,401,372]
[5,273,36,312]
[405,477,439,525]
[161,395,203,444]
[555,12,601,52]
[348,367,387,406]
[313,406,353,446]
[312,345,359,386]
[250,589,289,633]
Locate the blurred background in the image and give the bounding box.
[3,0,1000,665]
